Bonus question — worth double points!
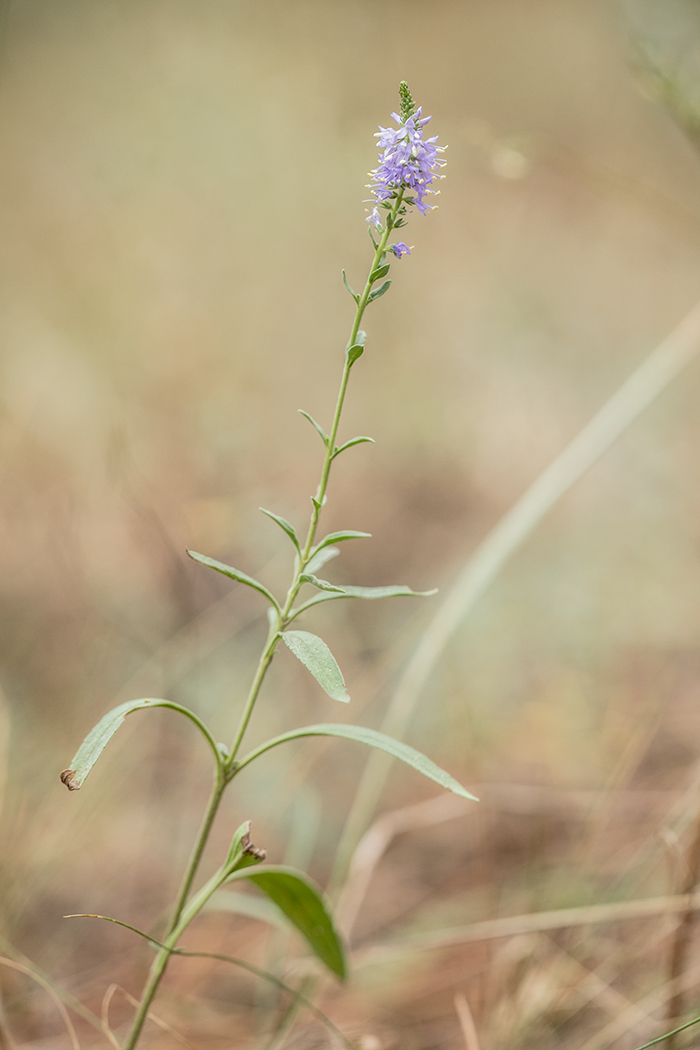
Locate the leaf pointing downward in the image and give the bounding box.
[283,631,349,703]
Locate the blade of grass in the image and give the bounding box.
[336,298,700,880]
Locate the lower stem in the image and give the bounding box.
[123,774,225,1050]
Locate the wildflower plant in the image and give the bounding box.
[60,82,470,1049]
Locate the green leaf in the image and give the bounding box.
[332,436,375,458]
[290,583,437,619]
[346,343,364,366]
[369,263,390,282]
[206,889,290,929]
[299,574,346,594]
[187,550,280,612]
[237,724,478,801]
[228,865,347,980]
[224,820,266,871]
[298,409,328,446]
[330,584,437,600]
[367,280,391,302]
[259,508,301,554]
[305,546,340,576]
[341,269,359,303]
[282,631,349,703]
[313,530,372,554]
[60,698,220,791]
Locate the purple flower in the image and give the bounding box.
[367,105,446,217]
[389,241,411,258]
[366,206,382,229]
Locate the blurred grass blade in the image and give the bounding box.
[60,698,220,791]
[337,297,700,874]
[228,865,347,979]
[282,631,350,703]
[235,723,477,801]
[206,890,289,928]
[187,550,280,612]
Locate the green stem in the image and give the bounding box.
[123,192,404,1050]
[123,861,231,1050]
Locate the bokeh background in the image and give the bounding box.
[4,0,700,1047]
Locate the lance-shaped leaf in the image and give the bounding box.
[305,546,340,576]
[187,550,280,612]
[367,279,391,303]
[282,631,349,703]
[259,508,301,554]
[60,698,220,791]
[235,724,478,802]
[341,269,359,304]
[369,263,390,282]
[228,865,347,980]
[332,436,375,459]
[291,583,437,619]
[312,530,372,555]
[346,343,364,366]
[298,409,328,446]
[298,574,346,594]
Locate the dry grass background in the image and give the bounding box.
[4,0,700,1047]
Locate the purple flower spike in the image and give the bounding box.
[366,88,446,220]
[390,241,411,259]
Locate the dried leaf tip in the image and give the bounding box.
[60,769,79,791]
[241,825,266,862]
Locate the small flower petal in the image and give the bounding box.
[389,241,411,258]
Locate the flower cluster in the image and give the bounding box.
[366,90,446,245]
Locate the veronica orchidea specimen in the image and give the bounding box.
[60,82,472,1050]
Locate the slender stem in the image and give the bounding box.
[122,773,225,1050]
[124,846,236,1050]
[170,773,226,927]
[123,197,405,1050]
[226,192,405,767]
[228,626,281,764]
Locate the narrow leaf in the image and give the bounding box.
[332,436,375,458]
[187,550,280,611]
[328,584,437,600]
[237,724,478,802]
[60,698,219,791]
[305,546,340,576]
[259,508,300,554]
[298,409,328,446]
[341,269,359,303]
[282,631,349,703]
[313,530,372,554]
[367,279,391,302]
[229,865,347,980]
[290,583,437,619]
[369,263,390,282]
[299,574,346,594]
